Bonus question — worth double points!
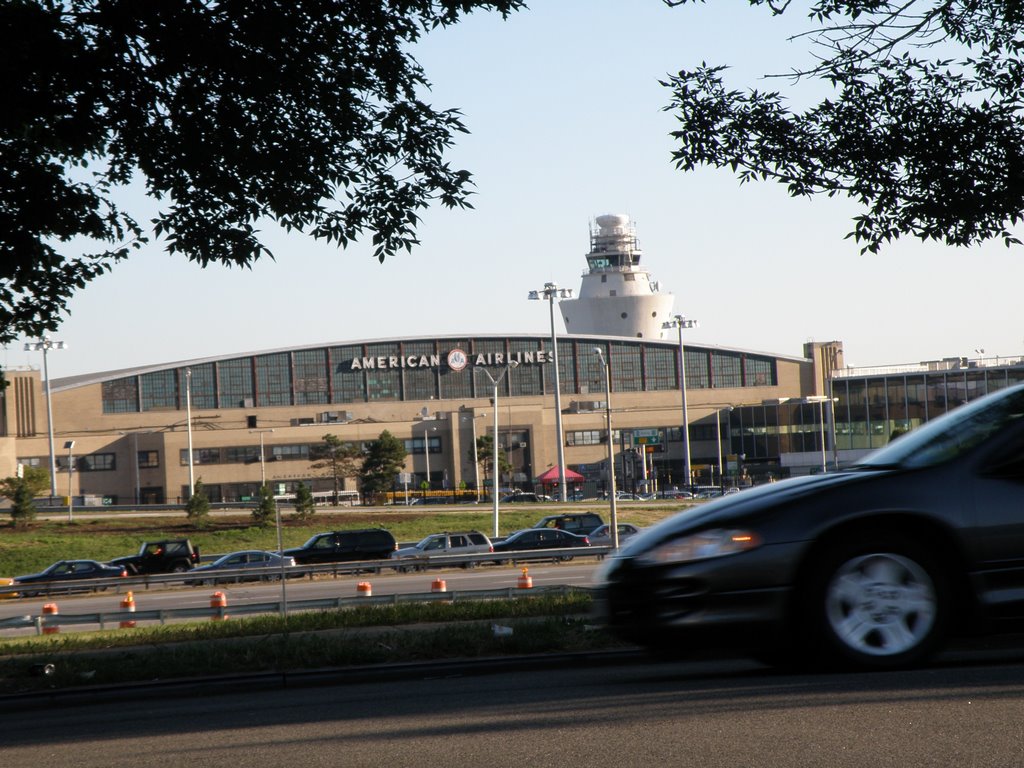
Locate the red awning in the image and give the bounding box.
[535,466,585,483]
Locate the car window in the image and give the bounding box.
[312,535,334,550]
[858,385,1024,469]
[450,535,467,548]
[423,537,445,551]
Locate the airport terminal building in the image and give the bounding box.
[2,214,1019,506]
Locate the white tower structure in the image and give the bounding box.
[559,214,675,339]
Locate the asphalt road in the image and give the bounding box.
[4,646,1024,767]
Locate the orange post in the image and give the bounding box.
[356,581,373,597]
[210,590,228,620]
[431,578,447,593]
[41,602,59,634]
[517,567,533,589]
[119,591,137,629]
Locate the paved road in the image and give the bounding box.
[4,646,1024,767]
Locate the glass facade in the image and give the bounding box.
[99,336,782,413]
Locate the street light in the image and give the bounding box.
[119,430,154,505]
[800,396,838,474]
[474,361,519,538]
[63,440,75,522]
[421,423,440,492]
[185,368,195,499]
[593,348,619,549]
[461,411,482,502]
[662,315,699,491]
[529,282,573,502]
[716,406,734,488]
[250,428,275,486]
[23,337,66,500]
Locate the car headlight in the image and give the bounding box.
[636,528,762,565]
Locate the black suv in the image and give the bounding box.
[531,513,604,536]
[109,539,201,575]
[283,529,398,564]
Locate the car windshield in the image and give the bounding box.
[856,384,1024,470]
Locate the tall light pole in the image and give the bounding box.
[593,348,619,549]
[420,423,440,492]
[250,428,275,486]
[800,396,837,473]
[462,412,481,502]
[474,362,518,538]
[716,406,734,488]
[528,282,573,501]
[185,368,195,499]
[24,337,66,500]
[64,440,75,522]
[662,316,699,491]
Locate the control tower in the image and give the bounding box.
[559,214,675,339]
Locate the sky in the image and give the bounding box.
[6,0,1022,379]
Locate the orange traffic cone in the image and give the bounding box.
[517,567,533,589]
[119,591,137,629]
[356,581,373,597]
[431,578,447,593]
[41,602,59,634]
[210,591,228,620]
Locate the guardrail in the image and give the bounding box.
[0,546,609,599]
[0,584,587,635]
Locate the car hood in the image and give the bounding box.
[616,470,892,558]
[13,571,48,582]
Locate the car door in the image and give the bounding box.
[964,422,1024,618]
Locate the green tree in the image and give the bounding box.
[475,434,512,484]
[251,484,276,528]
[310,434,363,504]
[185,480,211,528]
[662,0,1024,253]
[360,430,409,498]
[293,481,316,522]
[0,0,525,344]
[0,466,48,527]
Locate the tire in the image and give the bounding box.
[171,563,190,574]
[805,535,948,670]
[558,554,574,563]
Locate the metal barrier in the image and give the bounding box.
[0,584,588,635]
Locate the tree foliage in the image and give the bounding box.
[185,479,211,527]
[662,0,1024,252]
[251,484,276,528]
[0,467,48,527]
[1,0,524,343]
[293,480,316,522]
[360,430,408,497]
[310,434,363,503]
[475,434,511,482]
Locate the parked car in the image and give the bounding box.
[500,492,551,503]
[14,560,127,596]
[596,382,1024,671]
[660,489,694,500]
[109,539,201,575]
[186,550,297,585]
[531,512,604,536]
[282,529,398,564]
[493,529,591,561]
[587,523,643,547]
[391,531,493,569]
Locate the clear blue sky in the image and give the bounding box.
[6,0,1021,378]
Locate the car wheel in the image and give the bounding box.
[806,536,948,670]
[171,563,190,574]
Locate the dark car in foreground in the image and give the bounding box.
[14,560,127,596]
[596,383,1024,671]
[493,529,591,561]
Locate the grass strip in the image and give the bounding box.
[0,592,628,695]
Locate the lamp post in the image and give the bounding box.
[716,406,734,488]
[23,337,66,501]
[119,430,154,505]
[528,282,573,502]
[250,428,275,486]
[474,362,519,538]
[185,368,195,499]
[662,316,699,491]
[64,440,75,522]
[420,423,441,492]
[593,348,619,549]
[800,396,838,473]
[462,412,481,502]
